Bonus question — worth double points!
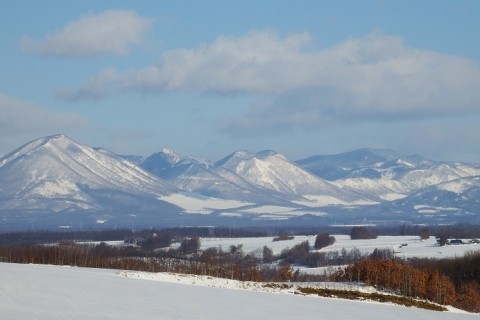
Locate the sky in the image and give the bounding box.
[1,0,480,163]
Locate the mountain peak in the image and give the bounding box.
[0,134,179,215]
[215,150,254,167]
[256,150,278,158]
[232,150,254,159]
[37,134,77,147]
[160,148,182,164]
[141,148,183,177]
[0,134,77,168]
[44,133,68,140]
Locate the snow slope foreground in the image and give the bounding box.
[0,263,475,320]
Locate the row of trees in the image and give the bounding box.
[410,250,480,312]
[350,226,378,240]
[0,227,270,246]
[0,240,299,283]
[338,257,480,312]
[340,259,456,305]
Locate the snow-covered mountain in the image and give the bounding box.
[0,135,182,212]
[215,150,374,206]
[331,163,480,202]
[1,135,480,230]
[321,159,480,203]
[0,135,252,229]
[141,150,312,206]
[296,148,435,181]
[294,149,480,224]
[134,147,480,224]
[389,175,480,216]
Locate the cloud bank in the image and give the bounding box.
[20,9,152,57]
[59,30,480,134]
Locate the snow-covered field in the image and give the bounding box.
[199,235,479,258]
[1,263,476,320]
[198,234,480,276]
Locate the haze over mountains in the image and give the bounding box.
[1,134,479,230]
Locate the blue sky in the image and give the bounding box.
[1,0,480,162]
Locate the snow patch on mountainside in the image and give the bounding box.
[380,193,407,201]
[159,193,251,214]
[333,178,408,201]
[241,205,298,214]
[414,205,461,214]
[437,179,474,194]
[293,195,378,207]
[30,179,80,197]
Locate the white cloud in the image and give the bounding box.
[20,9,152,57]
[0,93,89,155]
[59,30,312,98]
[60,30,480,132]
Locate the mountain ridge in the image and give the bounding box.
[1,134,480,230]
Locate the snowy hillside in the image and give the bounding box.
[215,150,373,206]
[1,263,475,320]
[296,148,434,180]
[399,163,480,190]
[142,149,307,205]
[389,176,480,215]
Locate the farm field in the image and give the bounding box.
[199,235,479,259]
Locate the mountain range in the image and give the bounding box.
[1,134,479,230]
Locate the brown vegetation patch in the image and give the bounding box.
[296,287,447,312]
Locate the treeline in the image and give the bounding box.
[410,251,480,312]
[338,257,480,312]
[3,223,478,246]
[340,259,456,305]
[350,226,378,240]
[0,227,270,246]
[0,234,351,283]
[0,241,298,282]
[0,229,133,246]
[0,242,149,271]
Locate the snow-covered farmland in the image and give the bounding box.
[0,263,476,320]
[200,235,317,255]
[199,235,479,259]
